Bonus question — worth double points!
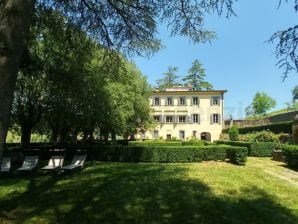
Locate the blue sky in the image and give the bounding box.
[132,0,298,119]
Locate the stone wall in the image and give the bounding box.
[225,110,298,129]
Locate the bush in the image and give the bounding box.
[228,125,239,141]
[250,142,277,157]
[128,140,182,147]
[226,147,248,165]
[181,140,206,147]
[282,145,298,168]
[215,140,277,157]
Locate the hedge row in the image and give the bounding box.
[282,145,298,168]
[6,145,247,165]
[222,121,293,134]
[215,140,277,157]
[128,141,182,147]
[88,145,247,164]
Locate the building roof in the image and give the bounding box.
[152,88,227,95]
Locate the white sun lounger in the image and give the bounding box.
[1,157,11,173]
[41,156,64,171]
[61,154,87,171]
[16,156,39,172]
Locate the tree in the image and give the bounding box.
[0,0,236,159]
[269,1,298,80]
[156,66,180,89]
[251,92,276,116]
[183,59,213,90]
[292,85,298,102]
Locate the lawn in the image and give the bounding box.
[0,158,297,224]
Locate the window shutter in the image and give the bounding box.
[198,114,201,124]
[219,114,221,124]
[186,116,190,123]
[210,114,213,124]
[190,114,193,123]
[210,97,213,106]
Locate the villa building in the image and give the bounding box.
[144,87,227,142]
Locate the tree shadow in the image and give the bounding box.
[0,163,297,224]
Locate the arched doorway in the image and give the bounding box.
[201,132,211,142]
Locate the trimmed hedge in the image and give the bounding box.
[215,140,277,157]
[128,140,182,147]
[282,145,298,168]
[226,147,248,165]
[6,144,247,165]
[222,121,293,134]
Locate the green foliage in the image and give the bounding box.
[246,130,279,143]
[182,59,213,90]
[292,85,298,101]
[226,146,248,165]
[156,66,180,89]
[88,145,237,163]
[181,139,206,147]
[222,121,293,135]
[228,125,239,141]
[251,92,276,115]
[216,140,277,157]
[128,140,182,147]
[282,145,298,168]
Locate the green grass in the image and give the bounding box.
[0,158,297,224]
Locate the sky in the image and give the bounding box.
[132,0,298,119]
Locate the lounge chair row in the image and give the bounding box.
[0,154,87,174]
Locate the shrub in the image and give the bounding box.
[181,139,206,147]
[250,142,277,157]
[128,140,182,147]
[249,130,279,143]
[282,145,298,168]
[226,146,248,165]
[228,125,239,141]
[215,140,277,157]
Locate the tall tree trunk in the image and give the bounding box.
[0,0,35,160]
[21,125,31,149]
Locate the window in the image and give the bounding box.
[179,130,185,140]
[179,97,186,105]
[165,116,173,123]
[154,97,160,106]
[153,115,161,123]
[211,96,220,106]
[192,97,199,105]
[153,130,159,139]
[178,115,186,123]
[166,97,173,106]
[192,114,200,123]
[211,113,221,124]
[192,131,197,138]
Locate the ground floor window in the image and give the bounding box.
[179,130,185,140]
[192,131,197,138]
[153,130,159,139]
[166,134,172,140]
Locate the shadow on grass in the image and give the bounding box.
[0,162,297,224]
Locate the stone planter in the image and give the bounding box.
[272,150,284,162]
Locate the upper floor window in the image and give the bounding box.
[192,97,199,106]
[211,113,221,124]
[179,97,186,106]
[154,97,160,106]
[211,96,221,106]
[153,115,161,123]
[192,114,200,123]
[178,115,186,123]
[166,97,173,106]
[165,115,174,123]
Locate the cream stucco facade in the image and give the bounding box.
[143,88,226,142]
